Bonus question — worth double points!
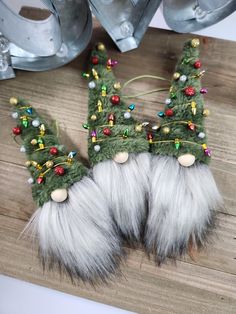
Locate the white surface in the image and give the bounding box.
[0,275,136,314]
[150,6,236,41]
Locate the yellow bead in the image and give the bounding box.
[203,109,210,117]
[173,72,180,80]
[31,139,37,145]
[114,82,121,90]
[162,126,170,134]
[46,160,54,168]
[97,43,105,51]
[135,124,142,132]
[202,143,207,149]
[191,38,200,48]
[90,114,97,121]
[169,86,174,92]
[9,97,18,106]
[97,100,103,112]
[191,101,197,115]
[25,161,31,167]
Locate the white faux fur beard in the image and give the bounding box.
[145,155,223,263]
[23,176,122,283]
[92,153,151,242]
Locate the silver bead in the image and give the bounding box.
[198,132,205,139]
[88,81,96,89]
[124,111,131,119]
[20,145,26,153]
[94,145,101,152]
[152,124,160,130]
[32,119,40,127]
[27,177,34,184]
[11,112,18,119]
[179,75,187,82]
[165,98,171,105]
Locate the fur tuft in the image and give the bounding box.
[92,153,151,242]
[23,176,123,283]
[145,155,223,263]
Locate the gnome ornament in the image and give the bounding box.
[145,39,223,263]
[85,44,150,242]
[10,97,122,283]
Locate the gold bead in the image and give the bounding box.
[25,161,31,167]
[191,38,200,48]
[173,72,180,80]
[9,97,18,106]
[169,86,174,92]
[31,161,38,167]
[135,124,143,132]
[90,114,97,121]
[203,109,210,117]
[31,139,37,145]
[46,160,54,169]
[97,43,105,51]
[162,126,170,134]
[114,82,121,90]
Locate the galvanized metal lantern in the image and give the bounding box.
[89,0,162,52]
[0,0,92,79]
[163,0,236,33]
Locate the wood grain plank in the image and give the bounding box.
[0,24,236,314]
[0,214,236,314]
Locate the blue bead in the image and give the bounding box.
[26,107,33,114]
[128,104,135,111]
[158,111,165,118]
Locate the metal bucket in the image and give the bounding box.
[89,0,162,52]
[163,0,236,33]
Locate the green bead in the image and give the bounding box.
[123,128,129,138]
[82,123,89,129]
[37,137,44,144]
[22,119,29,128]
[174,140,180,150]
[170,92,177,99]
[101,85,107,91]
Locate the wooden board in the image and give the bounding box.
[0,24,236,314]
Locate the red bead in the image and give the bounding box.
[49,147,58,155]
[36,177,44,184]
[103,127,112,136]
[12,127,21,135]
[194,60,201,69]
[91,56,99,65]
[110,95,120,105]
[184,86,195,96]
[165,109,174,117]
[147,133,153,140]
[188,123,196,131]
[54,166,65,176]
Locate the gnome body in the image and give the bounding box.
[11,98,122,282]
[145,39,223,263]
[86,44,150,242]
